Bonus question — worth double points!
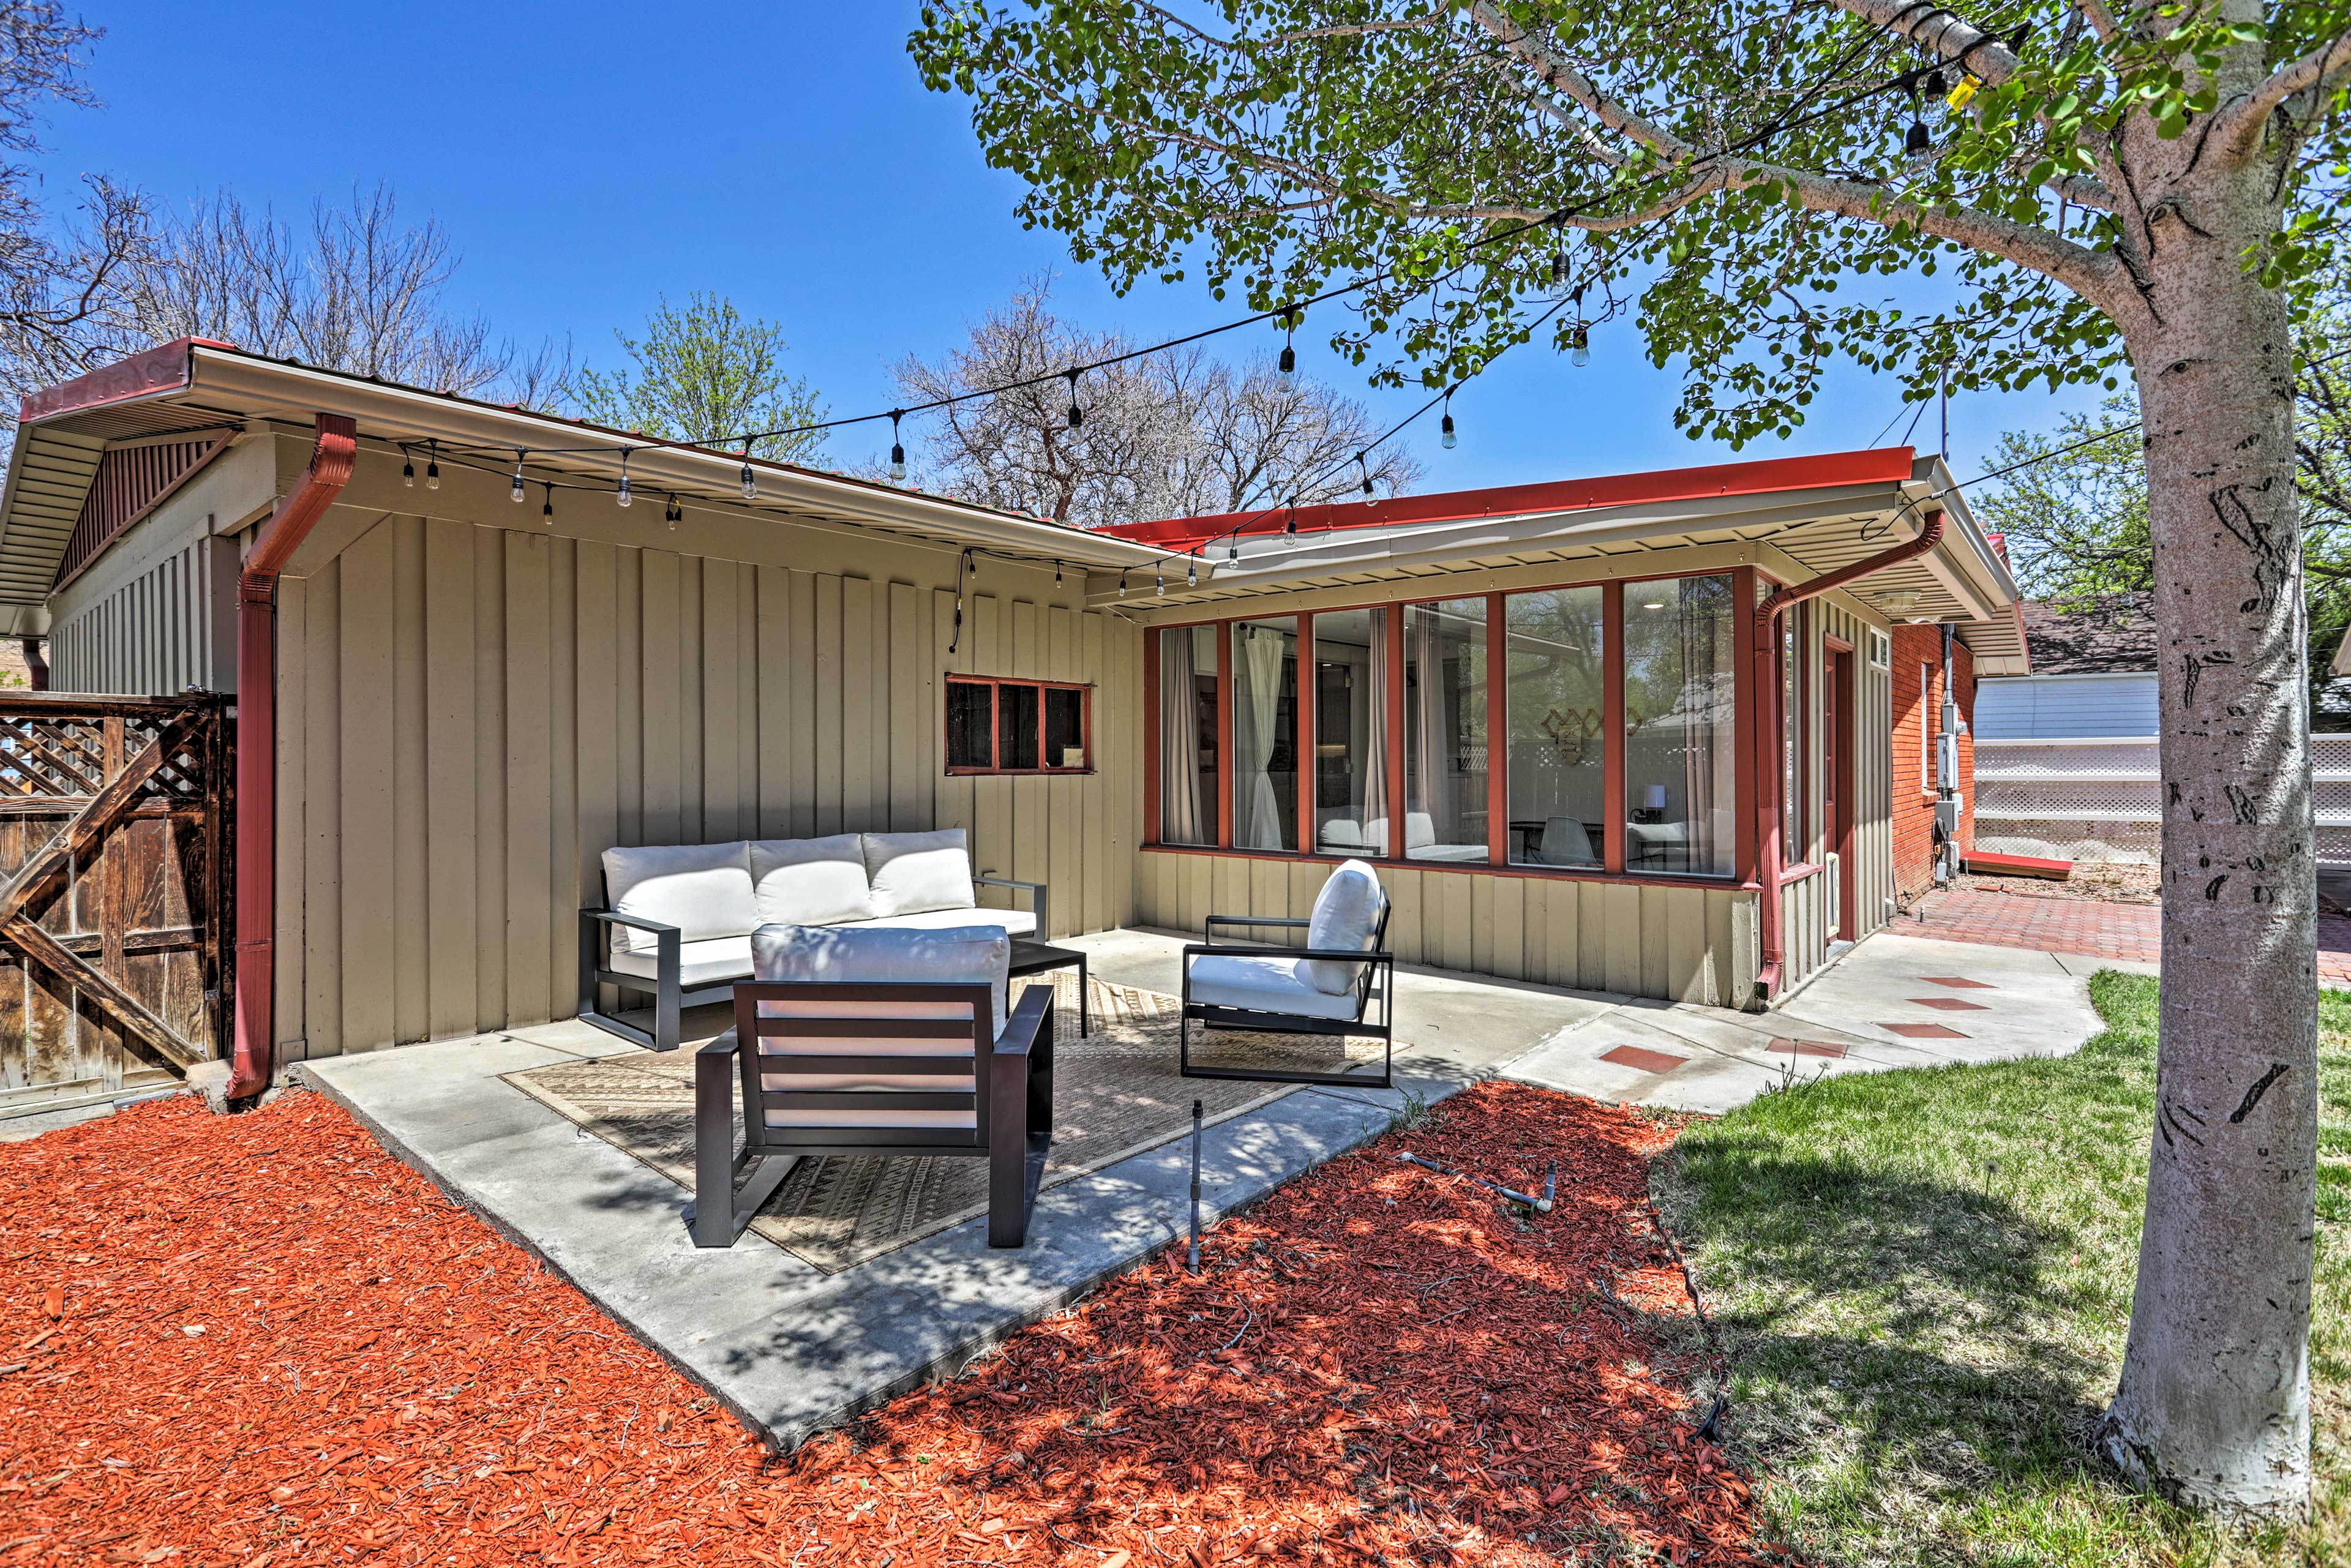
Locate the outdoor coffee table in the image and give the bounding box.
[1008,939,1089,1036]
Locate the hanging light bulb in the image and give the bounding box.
[666,495,680,530]
[888,410,907,482]
[1284,501,1298,547]
[1227,536,1240,563]
[1358,452,1374,497]
[1054,561,1063,587]
[1440,392,1457,450]
[1549,248,1567,288]
[402,451,416,488]
[1571,323,1592,367]
[1187,557,1198,588]
[541,483,555,526]
[616,451,632,509]
[1278,307,1297,375]
[1066,369,1084,429]
[512,452,527,503]
[1905,116,1932,161]
[425,442,440,490]
[740,458,757,501]
[1119,569,1128,598]
[1155,565,1164,596]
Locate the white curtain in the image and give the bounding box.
[1237,626,1285,849]
[1159,631,1205,844]
[1363,613,1389,855]
[1408,611,1454,839]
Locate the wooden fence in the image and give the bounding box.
[0,692,230,1115]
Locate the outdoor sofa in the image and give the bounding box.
[579,828,1046,1053]
[1316,811,1487,862]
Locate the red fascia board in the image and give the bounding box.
[1103,447,1919,552]
[18,337,234,425]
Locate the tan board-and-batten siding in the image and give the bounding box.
[269,511,1139,1063]
[1137,850,1760,1008]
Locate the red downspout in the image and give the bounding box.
[225,414,358,1098]
[1749,507,1946,1003]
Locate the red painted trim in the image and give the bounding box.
[228,412,357,1099]
[1215,625,1235,848]
[18,336,228,424]
[1779,861,1823,885]
[1297,611,1317,860]
[939,673,1093,775]
[1100,447,1920,552]
[1602,584,1626,876]
[1484,593,1507,866]
[1732,568,1759,886]
[1831,643,1857,940]
[1141,842,1756,893]
[1142,629,1161,848]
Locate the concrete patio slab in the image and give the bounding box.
[297,927,1616,1452]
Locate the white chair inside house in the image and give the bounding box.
[692,921,1056,1249]
[1179,858,1395,1087]
[1530,816,1601,868]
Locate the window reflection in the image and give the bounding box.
[1625,574,1738,876]
[1158,626,1217,846]
[1311,609,1388,857]
[1504,587,1606,868]
[1231,617,1299,852]
[1403,599,1490,862]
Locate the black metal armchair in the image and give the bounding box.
[1179,901,1395,1089]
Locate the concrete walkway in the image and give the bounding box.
[1499,931,2107,1113]
[293,923,2108,1453]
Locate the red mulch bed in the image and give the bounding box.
[1,1079,1768,1566]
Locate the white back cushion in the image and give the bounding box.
[1319,817,1363,849]
[602,841,755,954]
[1405,812,1436,852]
[1302,858,1385,994]
[861,829,978,918]
[751,835,876,927]
[752,920,1010,1038]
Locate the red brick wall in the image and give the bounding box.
[1891,626,1974,902]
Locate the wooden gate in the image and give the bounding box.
[0,693,230,1114]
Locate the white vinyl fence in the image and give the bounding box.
[1973,734,2351,866]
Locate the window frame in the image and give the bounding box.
[1141,565,1756,890]
[942,674,1095,776]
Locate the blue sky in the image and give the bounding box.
[43,2,2096,494]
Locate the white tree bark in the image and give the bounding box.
[2095,118,2318,1516]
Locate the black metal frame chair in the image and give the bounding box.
[577,867,1048,1054]
[1178,901,1395,1089]
[692,980,1056,1248]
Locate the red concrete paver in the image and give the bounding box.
[1882,1022,1968,1039]
[1769,1038,1847,1058]
[1909,996,1989,1011]
[1922,975,1997,989]
[1907,887,2351,986]
[1600,1043,1689,1075]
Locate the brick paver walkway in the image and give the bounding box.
[1907,887,2351,986]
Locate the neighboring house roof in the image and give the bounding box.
[2016,595,2158,675]
[0,337,1168,631]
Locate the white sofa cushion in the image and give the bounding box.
[1302,859,1385,994]
[864,906,1037,939]
[1406,811,1436,852]
[1409,842,1488,863]
[861,829,978,918]
[752,920,1010,1040]
[609,935,754,989]
[751,834,876,927]
[602,841,755,955]
[1188,952,1362,1021]
[1319,817,1363,849]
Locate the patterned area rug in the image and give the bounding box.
[501,972,1397,1274]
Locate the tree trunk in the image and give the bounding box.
[2099,168,2317,1516]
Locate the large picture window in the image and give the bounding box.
[1157,627,1218,844]
[945,676,1092,775]
[1504,587,1606,868]
[1311,608,1389,858]
[1403,599,1491,862]
[1622,574,1736,877]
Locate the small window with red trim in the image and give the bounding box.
[945,676,1092,774]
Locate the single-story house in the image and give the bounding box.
[0,338,2022,1097]
[1976,595,2155,738]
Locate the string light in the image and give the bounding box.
[511,452,527,503]
[1904,80,1932,162]
[1549,247,1567,288]
[1054,561,1062,586]
[1187,558,1197,588]
[1227,537,1240,563]
[1571,288,1591,367]
[1155,565,1164,596]
[739,456,757,501]
[616,450,632,509]
[541,482,555,526]
[1441,392,1457,450]
[1358,452,1374,497]
[888,410,907,483]
[665,494,681,530]
[425,441,440,490]
[402,449,415,487]
[1066,370,1084,429]
[1278,307,1297,375]
[1284,500,1297,547]
[1119,569,1128,597]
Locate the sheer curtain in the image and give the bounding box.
[1363,629,1389,855]
[1237,625,1285,849]
[1408,609,1454,838]
[1679,580,1720,874]
[1158,629,1205,844]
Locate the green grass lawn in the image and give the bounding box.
[1652,973,2347,1567]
